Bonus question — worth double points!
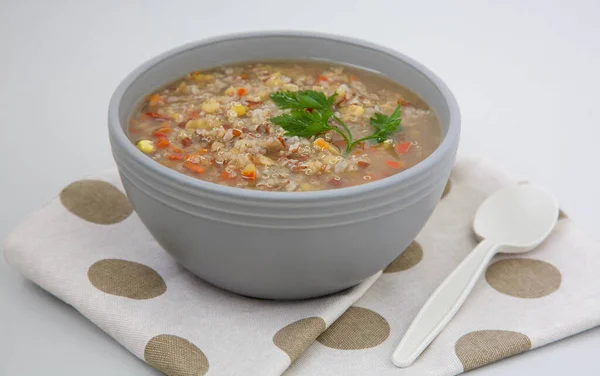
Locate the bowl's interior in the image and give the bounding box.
[117,34,451,138]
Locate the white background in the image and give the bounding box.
[1,0,599,374]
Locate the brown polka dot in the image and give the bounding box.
[486,258,561,298]
[88,259,166,299]
[273,317,326,362]
[455,330,531,371]
[384,241,423,273]
[317,307,389,350]
[145,334,209,376]
[442,179,452,199]
[60,180,133,224]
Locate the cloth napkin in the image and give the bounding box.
[4,157,600,376]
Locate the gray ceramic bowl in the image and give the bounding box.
[108,31,460,300]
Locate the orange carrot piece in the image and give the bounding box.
[148,93,163,106]
[237,88,247,96]
[316,75,328,82]
[170,145,182,154]
[197,148,209,154]
[394,141,411,155]
[314,138,330,149]
[232,129,242,137]
[188,110,200,119]
[184,162,206,174]
[385,160,405,169]
[153,131,167,138]
[240,74,248,79]
[397,99,411,107]
[220,170,234,180]
[168,154,183,161]
[156,138,170,148]
[357,161,370,168]
[157,127,171,133]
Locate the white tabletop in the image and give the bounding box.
[1,0,599,374]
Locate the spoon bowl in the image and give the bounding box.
[473,184,559,250]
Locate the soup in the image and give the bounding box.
[127,61,441,191]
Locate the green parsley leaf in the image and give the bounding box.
[270,90,337,111]
[270,109,332,138]
[369,104,402,143]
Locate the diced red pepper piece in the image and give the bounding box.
[385,160,405,169]
[394,141,412,155]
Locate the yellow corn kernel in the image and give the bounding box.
[201,99,220,114]
[224,87,236,96]
[185,119,210,130]
[347,104,365,117]
[232,104,246,117]
[300,183,315,191]
[136,140,155,154]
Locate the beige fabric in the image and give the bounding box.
[4,157,600,376]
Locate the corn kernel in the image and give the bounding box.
[201,99,220,114]
[300,183,314,191]
[347,104,365,117]
[136,140,155,154]
[185,119,210,130]
[232,104,246,117]
[224,87,236,96]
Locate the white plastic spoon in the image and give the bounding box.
[392,184,559,368]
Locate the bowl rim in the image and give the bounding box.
[108,30,460,202]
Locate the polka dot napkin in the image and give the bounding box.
[4,157,600,376]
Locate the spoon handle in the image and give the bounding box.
[392,239,499,368]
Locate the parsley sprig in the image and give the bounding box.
[269,90,402,153]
